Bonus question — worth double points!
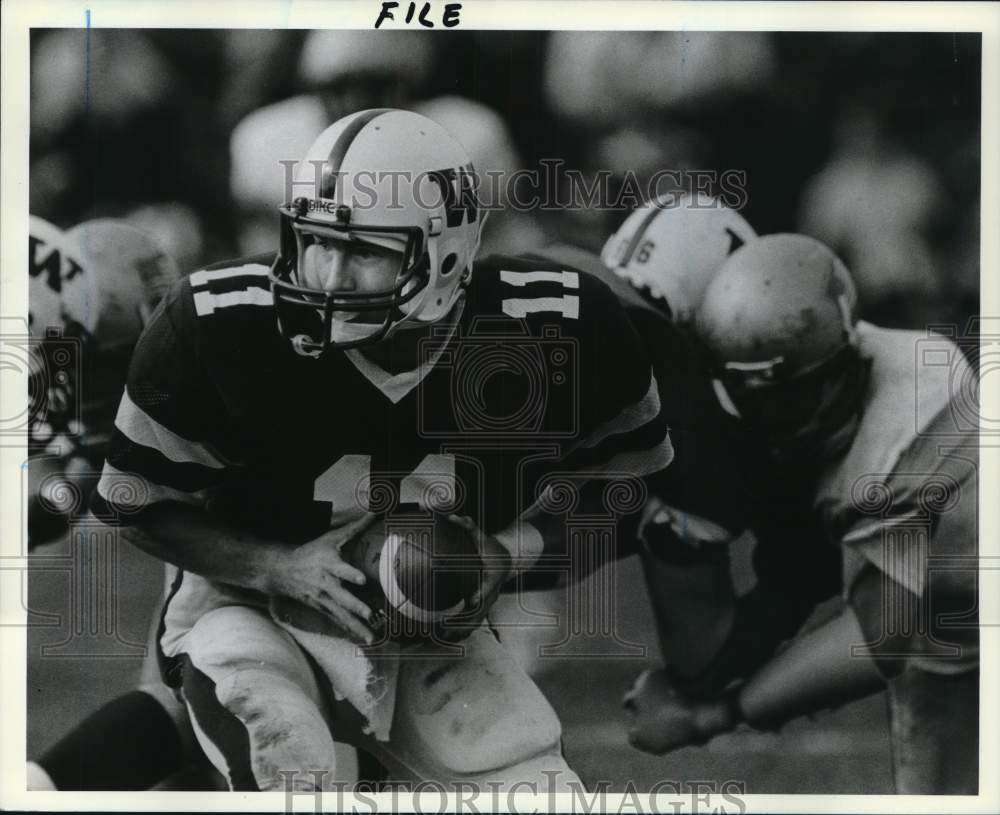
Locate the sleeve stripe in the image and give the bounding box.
[502,295,579,319]
[116,388,227,469]
[195,275,271,296]
[575,374,661,452]
[189,263,270,287]
[493,520,545,572]
[530,428,674,503]
[193,287,274,316]
[105,429,226,493]
[587,434,674,479]
[560,411,673,477]
[95,462,209,514]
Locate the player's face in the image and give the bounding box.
[299,233,403,299]
[720,346,866,461]
[297,230,405,344]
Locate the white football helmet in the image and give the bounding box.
[28,217,180,450]
[66,219,182,356]
[29,215,98,340]
[271,109,483,354]
[600,192,757,325]
[28,216,96,446]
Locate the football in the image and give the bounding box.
[275,513,484,643]
[361,512,483,640]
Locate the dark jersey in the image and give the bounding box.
[530,246,840,620]
[91,252,672,544]
[527,245,760,534]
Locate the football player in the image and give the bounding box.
[26,215,97,546]
[89,109,673,792]
[532,195,841,698]
[623,234,978,794]
[27,216,182,547]
[26,217,196,791]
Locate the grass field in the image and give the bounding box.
[26,534,893,794]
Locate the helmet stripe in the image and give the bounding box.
[619,199,672,267]
[321,108,394,198]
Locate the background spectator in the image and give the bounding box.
[30,30,980,331]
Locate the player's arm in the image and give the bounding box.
[90,284,378,642]
[490,325,673,579]
[732,590,887,728]
[624,564,890,754]
[713,443,979,739]
[520,271,675,572]
[441,273,672,636]
[635,499,740,696]
[118,500,378,642]
[645,526,844,702]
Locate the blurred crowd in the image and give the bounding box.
[30,29,980,331]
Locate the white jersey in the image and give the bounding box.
[814,322,977,598]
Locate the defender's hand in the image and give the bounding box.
[267,512,380,645]
[623,669,738,755]
[439,514,513,642]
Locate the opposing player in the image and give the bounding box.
[26,217,195,791]
[90,109,673,792]
[27,216,97,546]
[27,216,182,546]
[623,234,979,794]
[532,195,842,697]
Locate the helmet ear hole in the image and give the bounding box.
[440,253,457,276]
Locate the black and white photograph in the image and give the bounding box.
[1,1,997,811]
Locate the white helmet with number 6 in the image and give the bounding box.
[600,193,756,325]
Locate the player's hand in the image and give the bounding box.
[267,512,380,645]
[622,669,738,755]
[438,514,513,643]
